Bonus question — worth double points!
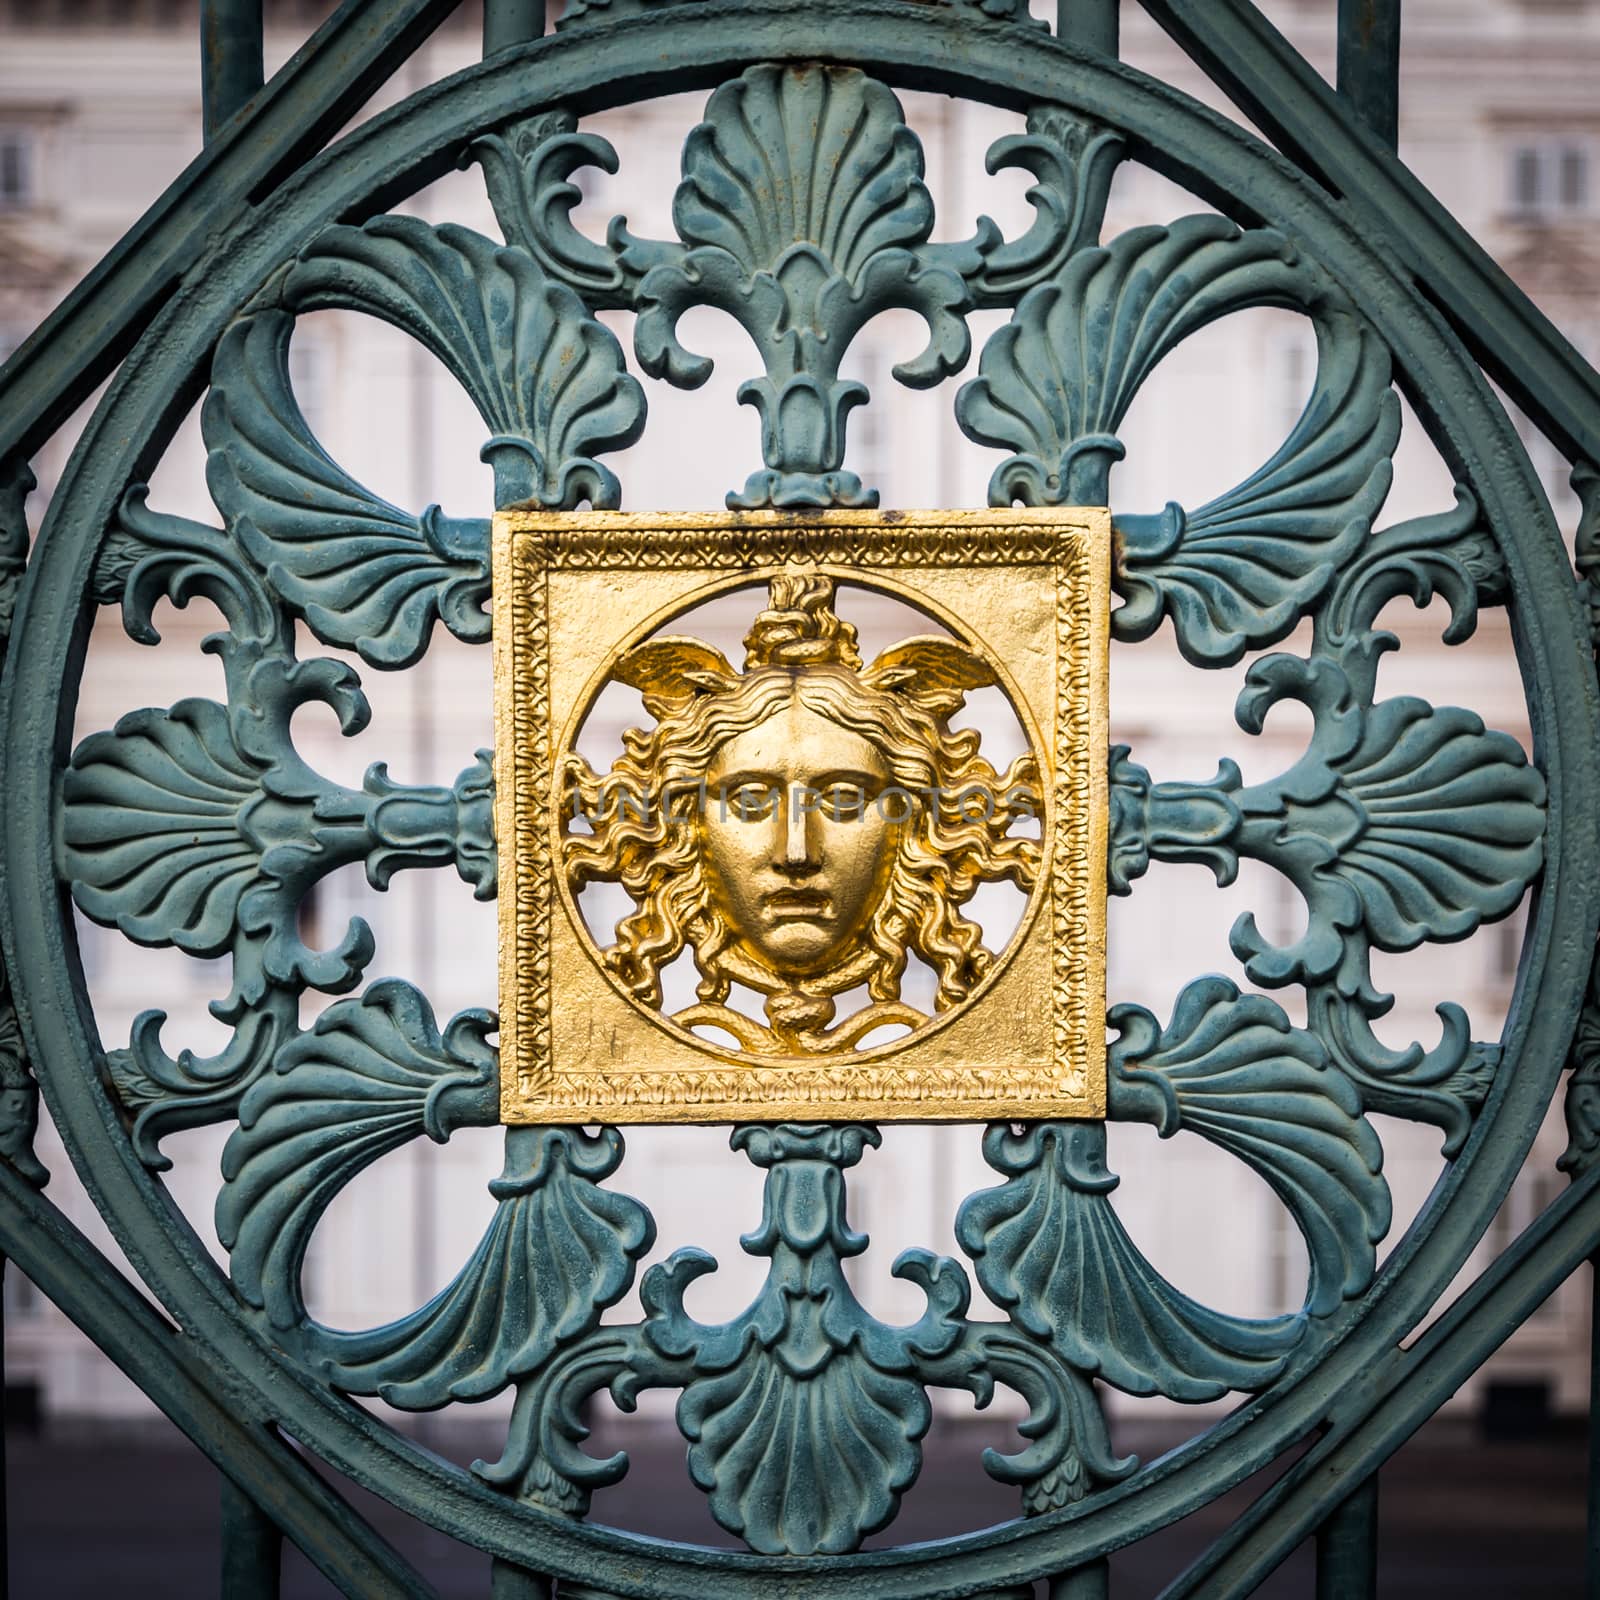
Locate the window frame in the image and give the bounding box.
[0,124,36,214]
[1505,133,1596,222]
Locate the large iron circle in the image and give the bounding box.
[3,4,1595,1591]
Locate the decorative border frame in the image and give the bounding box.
[494,509,1109,1124]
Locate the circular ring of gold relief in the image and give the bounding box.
[552,564,1052,1065]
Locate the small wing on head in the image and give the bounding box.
[612,636,737,717]
[862,636,998,717]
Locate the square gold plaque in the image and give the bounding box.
[494,509,1109,1124]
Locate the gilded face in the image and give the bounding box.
[701,698,899,978]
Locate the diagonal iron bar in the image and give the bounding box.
[1336,0,1401,150]
[0,0,459,467]
[0,1162,439,1599]
[1138,0,1600,469]
[1158,1160,1600,1597]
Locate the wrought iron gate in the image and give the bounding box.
[1,0,1599,1594]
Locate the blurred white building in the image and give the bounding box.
[0,0,1593,1439]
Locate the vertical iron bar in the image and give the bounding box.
[1588,1252,1600,1596]
[1057,0,1119,55]
[406,130,441,1451]
[220,1475,283,1599]
[0,1258,8,1600]
[1335,0,1401,151]
[1314,1473,1379,1599]
[1138,0,1600,466]
[490,1558,554,1597]
[200,0,265,143]
[484,0,545,55]
[1050,1559,1111,1599]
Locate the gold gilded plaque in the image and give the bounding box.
[494,509,1109,1124]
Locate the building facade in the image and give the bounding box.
[0,0,1592,1430]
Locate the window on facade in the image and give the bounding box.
[1560,144,1589,210]
[70,908,110,988]
[1274,318,1317,443]
[2,1266,41,1322]
[1494,899,1529,987]
[288,327,329,441]
[1488,1165,1565,1330]
[849,341,895,509]
[1506,322,1595,526]
[0,129,33,212]
[1514,406,1574,509]
[1507,137,1594,221]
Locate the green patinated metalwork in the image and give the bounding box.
[1,1,1598,1594]
[624,65,973,508]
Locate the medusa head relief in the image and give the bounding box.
[561,570,1042,1058]
[494,509,1109,1125]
